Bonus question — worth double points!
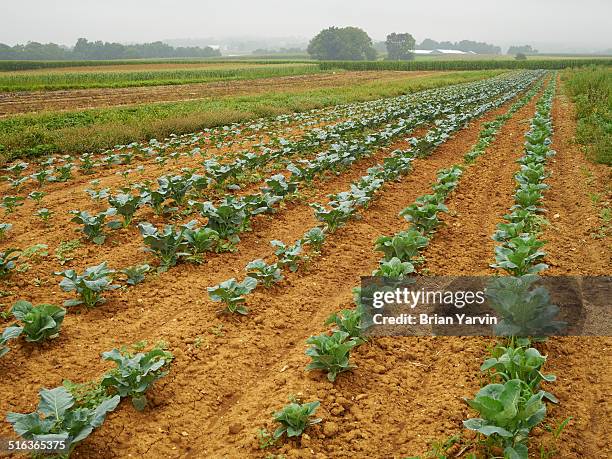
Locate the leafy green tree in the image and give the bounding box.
[515,53,528,61]
[385,33,415,60]
[419,38,439,50]
[307,27,377,60]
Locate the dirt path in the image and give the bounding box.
[0,71,441,116]
[533,337,611,458]
[527,77,612,457]
[420,82,538,275]
[540,81,611,275]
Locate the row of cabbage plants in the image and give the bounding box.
[462,76,562,459]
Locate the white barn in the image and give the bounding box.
[413,49,474,55]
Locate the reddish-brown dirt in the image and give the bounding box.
[421,89,537,275]
[0,71,442,116]
[0,76,609,458]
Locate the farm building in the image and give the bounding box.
[413,49,477,55]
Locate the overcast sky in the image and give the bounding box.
[1,0,611,51]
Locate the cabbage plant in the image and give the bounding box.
[6,386,120,458]
[272,399,321,440]
[57,262,119,308]
[10,300,66,343]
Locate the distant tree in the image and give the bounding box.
[507,45,538,55]
[419,38,439,50]
[372,41,387,53]
[307,27,377,60]
[0,43,14,59]
[385,33,415,60]
[515,52,527,60]
[438,41,456,50]
[455,40,501,54]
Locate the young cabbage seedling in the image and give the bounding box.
[305,331,359,382]
[262,174,298,197]
[311,201,355,233]
[372,257,415,278]
[55,163,74,182]
[492,221,529,243]
[157,174,197,206]
[481,343,557,403]
[139,222,191,271]
[0,223,12,240]
[4,161,29,176]
[245,259,283,287]
[57,262,119,308]
[10,300,65,343]
[375,228,429,262]
[108,193,141,227]
[7,176,30,190]
[432,166,463,196]
[28,190,47,204]
[0,249,20,278]
[1,196,24,215]
[101,345,173,411]
[463,379,547,459]
[325,308,365,343]
[79,154,96,174]
[243,192,281,216]
[9,301,65,343]
[182,223,220,256]
[271,240,305,272]
[491,234,548,276]
[207,277,258,315]
[85,187,110,202]
[35,208,54,224]
[399,194,448,234]
[30,169,55,187]
[485,275,566,337]
[301,227,326,253]
[120,264,151,286]
[272,399,322,440]
[70,208,119,244]
[192,198,249,239]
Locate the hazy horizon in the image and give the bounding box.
[1,0,611,53]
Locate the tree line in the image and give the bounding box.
[307,27,511,61]
[418,38,501,54]
[0,38,221,60]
